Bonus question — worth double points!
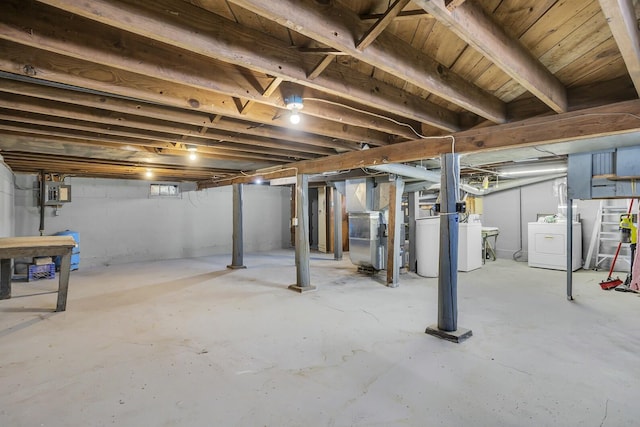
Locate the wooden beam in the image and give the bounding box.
[0,110,310,161]
[0,122,294,163]
[307,55,336,80]
[0,151,232,181]
[226,0,506,123]
[0,42,391,146]
[298,48,348,56]
[444,0,467,11]
[262,77,284,97]
[33,0,460,131]
[359,10,433,22]
[413,0,568,113]
[0,91,333,157]
[0,79,356,152]
[200,99,640,187]
[357,0,410,51]
[598,0,640,96]
[239,76,283,115]
[0,3,405,141]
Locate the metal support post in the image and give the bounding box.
[426,153,472,343]
[333,182,344,261]
[408,191,417,272]
[227,183,247,269]
[566,198,573,300]
[289,174,316,293]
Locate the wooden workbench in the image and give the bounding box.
[0,236,77,312]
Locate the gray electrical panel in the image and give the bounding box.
[45,182,72,205]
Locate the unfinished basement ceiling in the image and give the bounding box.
[0,0,638,184]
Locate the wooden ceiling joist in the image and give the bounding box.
[0,41,393,147]
[0,122,294,163]
[0,3,413,140]
[413,0,568,113]
[0,0,634,183]
[0,91,334,158]
[356,0,411,51]
[1,151,230,181]
[0,78,357,152]
[32,0,459,132]
[359,9,432,22]
[226,0,506,123]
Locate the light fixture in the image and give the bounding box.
[145,169,153,178]
[498,164,567,177]
[285,95,303,124]
[254,177,263,184]
[186,144,198,161]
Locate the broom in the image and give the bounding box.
[600,199,634,290]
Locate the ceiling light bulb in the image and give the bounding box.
[186,145,198,160]
[145,169,153,178]
[290,110,301,124]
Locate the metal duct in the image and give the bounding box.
[369,163,565,195]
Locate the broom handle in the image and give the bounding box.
[608,199,635,277]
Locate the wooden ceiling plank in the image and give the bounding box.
[200,99,640,187]
[0,42,389,146]
[226,0,505,123]
[539,14,612,75]
[555,38,626,87]
[497,7,612,104]
[33,0,459,132]
[356,0,410,51]
[597,0,640,96]
[413,0,567,113]
[0,79,355,151]
[567,57,628,90]
[520,1,600,58]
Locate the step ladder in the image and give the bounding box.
[585,199,632,272]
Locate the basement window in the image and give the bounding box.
[149,183,180,198]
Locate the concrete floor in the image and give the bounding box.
[1,250,639,426]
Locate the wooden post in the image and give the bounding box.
[0,258,11,299]
[289,174,316,292]
[227,183,247,269]
[55,250,72,312]
[386,177,404,287]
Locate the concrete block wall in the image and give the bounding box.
[13,174,291,268]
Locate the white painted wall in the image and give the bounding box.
[481,179,563,260]
[0,156,15,237]
[14,175,291,268]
